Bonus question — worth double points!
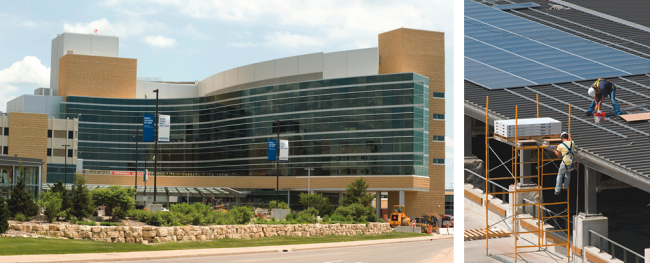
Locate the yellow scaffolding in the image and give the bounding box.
[484,96,572,262]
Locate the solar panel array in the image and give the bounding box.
[465,0,650,90]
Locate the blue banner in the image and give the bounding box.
[143,114,155,142]
[268,139,277,161]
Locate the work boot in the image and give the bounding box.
[582,111,592,117]
[554,189,560,195]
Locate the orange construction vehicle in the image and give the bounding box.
[388,205,411,228]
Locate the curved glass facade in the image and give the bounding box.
[62,73,429,178]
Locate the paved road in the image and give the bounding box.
[106,239,452,263]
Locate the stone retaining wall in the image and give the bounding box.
[9,223,392,244]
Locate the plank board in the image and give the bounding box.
[620,112,650,122]
[464,227,512,241]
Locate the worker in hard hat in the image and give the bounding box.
[549,132,575,195]
[583,79,622,117]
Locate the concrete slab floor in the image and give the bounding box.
[464,207,570,263]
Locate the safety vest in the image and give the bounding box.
[592,79,615,94]
[561,141,574,170]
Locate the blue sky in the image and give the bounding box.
[0,0,455,188]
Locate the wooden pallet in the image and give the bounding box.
[464,227,512,241]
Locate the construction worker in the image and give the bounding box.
[549,132,574,195]
[584,79,622,117]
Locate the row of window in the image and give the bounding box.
[46,149,73,157]
[48,130,75,139]
[1,128,7,136]
[432,158,445,164]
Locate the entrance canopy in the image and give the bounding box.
[42,184,246,199]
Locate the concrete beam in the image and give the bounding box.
[584,167,597,215]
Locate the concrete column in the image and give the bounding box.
[584,167,597,215]
[399,190,405,206]
[338,192,343,206]
[519,150,532,185]
[573,213,608,263]
[376,191,381,218]
[464,115,472,155]
[287,190,290,207]
[645,247,650,263]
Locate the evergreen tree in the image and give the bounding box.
[70,175,94,219]
[7,161,38,218]
[51,180,72,220]
[0,196,9,234]
[341,177,376,207]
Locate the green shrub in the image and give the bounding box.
[299,193,334,216]
[0,196,9,234]
[322,215,330,223]
[7,162,38,218]
[38,191,63,223]
[285,213,294,221]
[100,222,121,226]
[268,201,289,210]
[147,212,164,226]
[270,217,276,222]
[91,185,136,219]
[69,217,78,224]
[14,212,26,222]
[293,209,318,224]
[367,213,380,222]
[229,206,253,224]
[76,220,96,226]
[70,176,94,220]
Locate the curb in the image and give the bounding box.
[1,235,453,263]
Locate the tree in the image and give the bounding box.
[0,196,9,234]
[341,177,376,207]
[51,180,72,220]
[268,200,289,209]
[299,193,334,216]
[70,176,94,220]
[91,185,136,219]
[7,161,38,218]
[38,191,63,223]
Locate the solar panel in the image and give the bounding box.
[465,0,650,90]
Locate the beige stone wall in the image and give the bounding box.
[9,223,392,244]
[58,54,137,100]
[85,174,429,190]
[7,112,48,182]
[378,28,446,216]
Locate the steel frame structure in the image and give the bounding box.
[484,96,572,262]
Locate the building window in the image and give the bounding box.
[47,148,52,156]
[432,135,445,141]
[48,130,52,138]
[432,114,444,120]
[53,130,66,138]
[53,149,65,157]
[432,158,445,164]
[68,131,74,139]
[68,149,73,158]
[445,195,454,216]
[432,92,444,98]
[3,128,7,136]
[2,146,7,155]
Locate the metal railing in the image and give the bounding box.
[589,230,645,263]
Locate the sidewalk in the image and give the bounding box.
[1,235,452,263]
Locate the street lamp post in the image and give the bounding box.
[153,89,159,203]
[62,144,70,187]
[275,120,280,204]
[131,129,140,200]
[305,168,314,194]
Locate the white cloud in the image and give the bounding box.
[0,56,50,86]
[183,24,212,40]
[63,18,166,39]
[0,56,50,112]
[20,20,38,27]
[101,0,453,49]
[143,35,178,48]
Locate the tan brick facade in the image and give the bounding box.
[7,113,48,182]
[58,54,137,100]
[379,28,446,217]
[85,174,428,191]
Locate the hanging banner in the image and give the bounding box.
[158,114,170,143]
[268,139,277,161]
[279,139,289,161]
[144,169,149,182]
[143,114,155,142]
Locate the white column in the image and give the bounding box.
[645,247,650,263]
[399,190,405,206]
[376,191,381,218]
[574,213,608,263]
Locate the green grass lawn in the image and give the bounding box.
[0,232,429,256]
